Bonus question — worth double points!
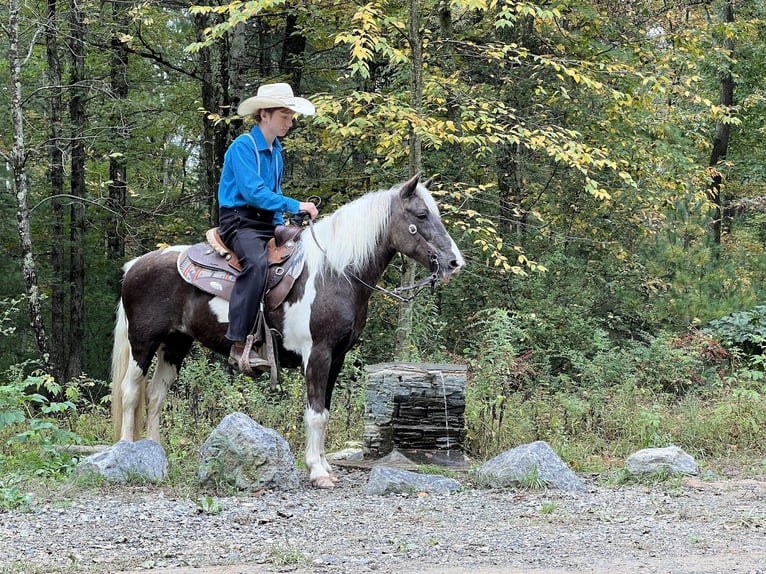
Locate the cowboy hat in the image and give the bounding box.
[237,83,316,117]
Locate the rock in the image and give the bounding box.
[625,446,699,476]
[76,439,167,483]
[365,466,463,495]
[199,412,300,491]
[326,447,365,462]
[477,440,586,491]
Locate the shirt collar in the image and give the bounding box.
[251,126,282,152]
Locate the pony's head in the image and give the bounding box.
[389,174,464,281]
[304,175,464,282]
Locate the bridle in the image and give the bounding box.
[301,210,441,303]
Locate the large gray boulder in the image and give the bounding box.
[365,466,463,495]
[199,412,300,491]
[477,440,586,491]
[625,446,699,476]
[76,439,167,483]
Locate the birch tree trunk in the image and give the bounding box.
[8,0,53,373]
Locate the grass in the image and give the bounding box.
[267,546,310,567]
[539,500,557,514]
[2,337,765,505]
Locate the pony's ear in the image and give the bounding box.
[422,174,439,189]
[400,173,421,199]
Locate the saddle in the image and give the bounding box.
[177,225,305,312]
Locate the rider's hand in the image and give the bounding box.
[298,201,319,220]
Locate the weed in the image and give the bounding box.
[729,508,765,530]
[517,465,548,491]
[539,500,557,515]
[0,483,32,512]
[689,535,706,545]
[416,464,458,479]
[195,495,223,514]
[388,538,417,556]
[604,467,684,488]
[267,546,309,566]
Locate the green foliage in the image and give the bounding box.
[462,306,765,465]
[0,480,32,512]
[416,464,458,479]
[705,305,766,357]
[605,467,685,489]
[195,495,223,515]
[164,345,368,458]
[267,546,310,567]
[0,369,81,479]
[0,365,88,510]
[539,500,557,515]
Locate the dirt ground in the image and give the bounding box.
[3,467,766,574]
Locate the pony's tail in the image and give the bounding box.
[110,299,143,441]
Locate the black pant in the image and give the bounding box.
[218,206,275,342]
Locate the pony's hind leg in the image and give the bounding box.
[119,359,148,442]
[145,347,178,443]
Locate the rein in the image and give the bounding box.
[303,216,439,303]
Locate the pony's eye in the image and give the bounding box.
[416,212,428,220]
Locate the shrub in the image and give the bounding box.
[460,306,762,466]
[705,305,766,358]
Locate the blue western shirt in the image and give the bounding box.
[217,126,301,225]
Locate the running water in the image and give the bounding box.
[429,370,451,454]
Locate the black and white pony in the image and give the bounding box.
[110,175,464,487]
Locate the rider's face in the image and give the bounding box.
[261,108,296,139]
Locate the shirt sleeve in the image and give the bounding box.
[227,137,302,216]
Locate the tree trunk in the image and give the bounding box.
[67,0,87,380]
[195,12,228,224]
[46,0,66,383]
[9,0,53,373]
[108,0,129,264]
[281,11,307,87]
[707,0,735,246]
[395,0,423,360]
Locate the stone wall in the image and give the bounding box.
[363,362,467,457]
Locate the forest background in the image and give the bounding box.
[1,0,766,494]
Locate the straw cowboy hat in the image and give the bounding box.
[237,83,316,117]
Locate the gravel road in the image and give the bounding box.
[3,466,765,574]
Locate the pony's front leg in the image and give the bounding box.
[304,407,337,488]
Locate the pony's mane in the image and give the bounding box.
[303,181,437,275]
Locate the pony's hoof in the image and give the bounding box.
[312,476,336,489]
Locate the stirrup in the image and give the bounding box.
[231,338,270,377]
[250,307,280,389]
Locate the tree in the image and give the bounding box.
[45,0,67,383]
[66,0,87,381]
[394,0,424,360]
[6,0,54,374]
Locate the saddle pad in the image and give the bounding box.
[178,243,238,300]
[177,241,305,308]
